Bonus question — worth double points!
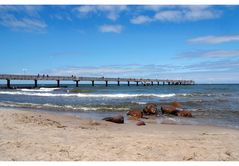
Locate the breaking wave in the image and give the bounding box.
[19,88,60,92]
[0,91,176,98]
[0,101,130,112]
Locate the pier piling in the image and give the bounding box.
[34,80,37,88]
[57,80,60,87]
[7,79,10,88]
[76,80,79,87]
[128,81,130,86]
[105,81,108,87]
[92,80,95,86]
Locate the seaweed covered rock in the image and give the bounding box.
[161,105,179,115]
[127,110,144,120]
[143,103,157,115]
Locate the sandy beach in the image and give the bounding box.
[0,108,239,161]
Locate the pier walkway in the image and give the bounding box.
[0,74,195,88]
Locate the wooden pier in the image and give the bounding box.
[0,74,195,88]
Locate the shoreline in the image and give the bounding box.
[1,105,239,130]
[0,107,239,161]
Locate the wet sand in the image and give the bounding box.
[0,108,239,161]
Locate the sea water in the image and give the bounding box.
[0,84,239,129]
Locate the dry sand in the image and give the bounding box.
[0,108,239,161]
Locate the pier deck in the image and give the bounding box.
[0,74,195,88]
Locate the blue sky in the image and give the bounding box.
[0,5,239,83]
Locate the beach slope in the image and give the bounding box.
[0,108,239,161]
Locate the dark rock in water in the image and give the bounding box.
[102,115,124,124]
[171,101,182,108]
[143,103,157,115]
[127,110,143,120]
[177,110,192,117]
[161,105,179,115]
[136,121,146,126]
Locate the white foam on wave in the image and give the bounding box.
[158,116,200,125]
[179,93,189,96]
[42,103,100,111]
[0,91,176,98]
[132,101,147,105]
[0,101,129,111]
[19,88,60,92]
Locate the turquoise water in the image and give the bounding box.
[0,84,239,129]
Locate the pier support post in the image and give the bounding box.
[136,81,139,86]
[117,81,120,86]
[157,82,159,85]
[57,80,60,87]
[105,81,108,87]
[34,80,37,88]
[168,82,170,85]
[128,81,130,86]
[92,80,95,86]
[151,82,153,86]
[7,79,10,88]
[76,81,79,87]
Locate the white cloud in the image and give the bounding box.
[44,64,182,78]
[0,14,47,32]
[50,14,72,21]
[154,10,183,22]
[143,5,164,11]
[154,6,221,22]
[0,5,46,32]
[99,24,123,33]
[188,35,239,44]
[131,5,222,24]
[20,6,43,17]
[130,15,152,24]
[180,49,239,59]
[75,5,96,13]
[97,5,127,20]
[184,6,221,21]
[203,50,239,58]
[0,5,42,16]
[44,62,239,83]
[73,5,128,21]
